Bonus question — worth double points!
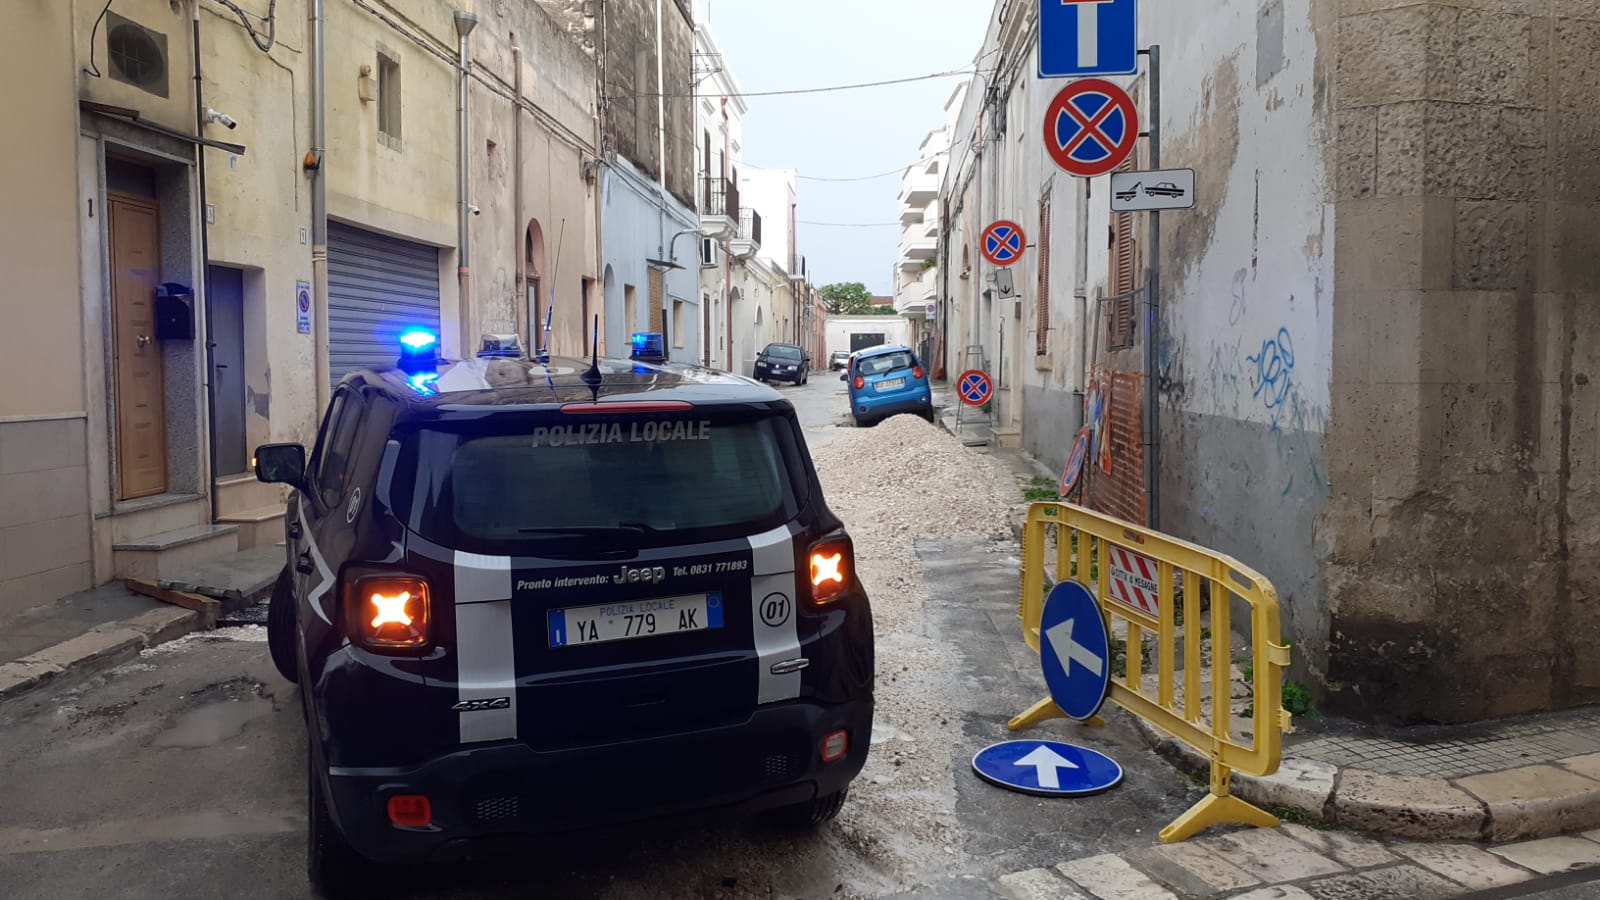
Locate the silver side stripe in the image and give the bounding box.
[453,552,518,744]
[297,506,335,625]
[749,524,802,705]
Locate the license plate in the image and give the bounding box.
[876,378,905,391]
[548,593,723,648]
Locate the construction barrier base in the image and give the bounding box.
[1007,697,1106,731]
[1159,790,1279,844]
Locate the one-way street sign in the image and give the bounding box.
[1039,0,1139,78]
[1110,168,1197,212]
[1039,580,1112,720]
[971,739,1125,797]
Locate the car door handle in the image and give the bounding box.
[296,553,314,575]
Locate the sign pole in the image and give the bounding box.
[1142,45,1162,530]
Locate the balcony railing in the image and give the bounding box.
[739,209,762,248]
[702,176,740,222]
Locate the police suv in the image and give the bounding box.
[254,330,874,896]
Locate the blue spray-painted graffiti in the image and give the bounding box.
[1244,326,1324,496]
[1247,327,1295,432]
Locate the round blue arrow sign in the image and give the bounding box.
[1040,580,1112,721]
[972,740,1125,797]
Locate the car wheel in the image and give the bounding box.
[769,788,848,831]
[308,751,377,898]
[268,567,299,684]
[800,372,808,386]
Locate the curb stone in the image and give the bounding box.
[1129,714,1600,843]
[0,606,203,703]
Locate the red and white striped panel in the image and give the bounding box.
[1107,546,1160,617]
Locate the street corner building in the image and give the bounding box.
[935,0,1600,724]
[0,0,716,621]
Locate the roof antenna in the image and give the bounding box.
[581,314,602,400]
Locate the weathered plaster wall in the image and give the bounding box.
[1154,0,1337,686]
[1321,2,1600,723]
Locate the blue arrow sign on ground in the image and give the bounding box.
[1040,580,1112,720]
[1039,0,1139,78]
[972,740,1125,797]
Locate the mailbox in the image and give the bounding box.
[155,282,195,341]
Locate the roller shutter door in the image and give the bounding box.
[327,221,441,385]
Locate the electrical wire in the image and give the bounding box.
[607,67,974,103]
[83,0,115,78]
[798,220,903,228]
[206,0,276,53]
[348,0,596,160]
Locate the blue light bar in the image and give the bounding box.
[630,332,666,362]
[398,327,441,375]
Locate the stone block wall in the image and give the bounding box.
[1323,2,1600,722]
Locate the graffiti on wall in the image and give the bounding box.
[1247,326,1295,432]
[1245,324,1324,496]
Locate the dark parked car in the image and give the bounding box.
[255,329,874,896]
[754,343,810,385]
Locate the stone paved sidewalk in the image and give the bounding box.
[997,822,1600,899]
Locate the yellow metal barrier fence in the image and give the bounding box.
[1011,501,1292,842]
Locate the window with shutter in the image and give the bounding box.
[1108,162,1138,351]
[1036,190,1052,356]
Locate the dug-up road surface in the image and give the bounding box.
[0,378,1198,900]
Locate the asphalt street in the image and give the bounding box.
[0,376,1198,900]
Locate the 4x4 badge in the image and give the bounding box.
[452,697,511,712]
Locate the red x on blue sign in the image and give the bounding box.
[1045,78,1140,178]
[958,370,993,407]
[981,221,1026,267]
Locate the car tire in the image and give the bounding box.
[769,788,848,831]
[308,752,377,899]
[268,567,299,684]
[800,372,808,386]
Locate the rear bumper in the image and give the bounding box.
[754,366,805,382]
[323,698,873,864]
[853,391,933,421]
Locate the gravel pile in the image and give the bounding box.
[803,414,1026,895]
[812,414,1024,545]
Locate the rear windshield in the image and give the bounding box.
[389,413,804,553]
[765,345,802,360]
[858,351,916,376]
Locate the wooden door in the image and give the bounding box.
[109,194,167,500]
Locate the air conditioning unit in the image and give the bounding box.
[700,238,720,268]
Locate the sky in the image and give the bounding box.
[693,0,992,295]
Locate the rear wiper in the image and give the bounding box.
[516,525,646,537]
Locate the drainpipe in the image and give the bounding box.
[513,41,527,348]
[192,2,218,522]
[1074,168,1090,411]
[310,0,330,418]
[455,10,479,354]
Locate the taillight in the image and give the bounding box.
[913,366,925,380]
[387,795,432,827]
[821,730,849,762]
[807,539,852,607]
[853,376,865,390]
[561,400,693,414]
[345,573,431,651]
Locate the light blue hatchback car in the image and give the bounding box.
[844,345,934,427]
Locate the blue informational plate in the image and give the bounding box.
[972,739,1125,797]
